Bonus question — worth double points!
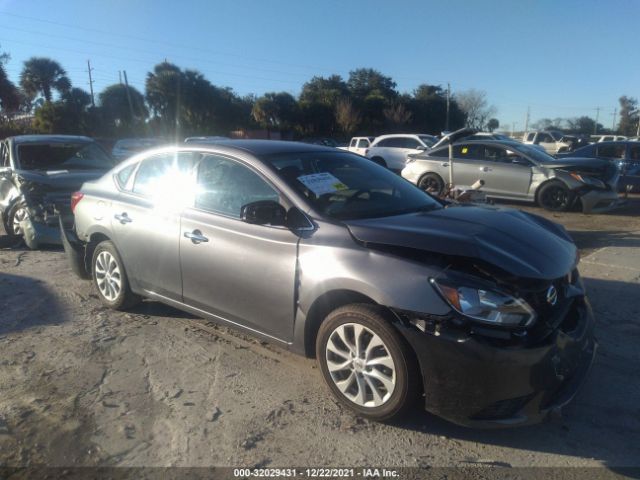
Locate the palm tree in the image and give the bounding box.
[20,57,71,103]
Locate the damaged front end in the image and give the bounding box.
[553,160,623,213]
[15,179,77,249]
[391,255,597,427]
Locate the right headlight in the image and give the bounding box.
[430,277,537,328]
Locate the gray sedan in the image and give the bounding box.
[62,140,596,426]
[402,140,621,213]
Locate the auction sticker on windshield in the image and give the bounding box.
[297,173,348,196]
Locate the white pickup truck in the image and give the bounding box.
[339,136,375,156]
[522,131,573,154]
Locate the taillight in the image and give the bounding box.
[70,192,84,213]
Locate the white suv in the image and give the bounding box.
[366,134,437,172]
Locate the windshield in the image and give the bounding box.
[263,151,442,220]
[17,142,114,171]
[419,135,437,147]
[509,143,557,163]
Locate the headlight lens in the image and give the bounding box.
[431,278,537,327]
[569,172,605,188]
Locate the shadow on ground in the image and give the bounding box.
[0,272,68,335]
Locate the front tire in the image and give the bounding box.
[371,157,387,168]
[92,240,140,310]
[316,304,420,421]
[537,181,573,211]
[5,202,29,239]
[418,173,445,196]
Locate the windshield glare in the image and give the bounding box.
[17,143,114,171]
[263,151,441,220]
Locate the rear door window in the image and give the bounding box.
[132,152,197,197]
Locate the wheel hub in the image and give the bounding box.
[325,323,397,408]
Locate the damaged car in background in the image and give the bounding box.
[0,135,115,249]
[62,141,596,427]
[402,138,621,213]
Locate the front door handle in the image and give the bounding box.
[441,162,449,167]
[479,166,492,172]
[114,213,132,224]
[184,229,209,244]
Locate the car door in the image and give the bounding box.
[0,141,14,214]
[354,138,370,156]
[480,145,533,198]
[109,151,196,299]
[536,133,557,154]
[179,153,299,342]
[446,143,486,188]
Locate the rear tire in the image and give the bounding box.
[92,240,141,310]
[316,304,420,422]
[537,181,573,211]
[418,173,445,196]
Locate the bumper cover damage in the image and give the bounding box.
[393,295,596,428]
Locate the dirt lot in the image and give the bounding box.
[0,198,639,474]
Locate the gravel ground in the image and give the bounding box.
[0,198,639,474]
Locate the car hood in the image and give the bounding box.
[430,127,477,150]
[344,205,577,280]
[539,157,609,169]
[15,169,106,190]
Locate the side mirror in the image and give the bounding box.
[511,157,529,166]
[415,145,427,151]
[240,200,286,226]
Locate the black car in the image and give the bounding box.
[556,141,640,191]
[0,135,116,248]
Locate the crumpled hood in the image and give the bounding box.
[15,169,106,191]
[539,157,609,169]
[344,205,577,280]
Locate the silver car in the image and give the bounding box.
[62,140,596,426]
[402,140,621,213]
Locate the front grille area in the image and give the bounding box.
[521,269,580,344]
[470,393,535,421]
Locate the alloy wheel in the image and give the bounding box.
[11,207,29,236]
[325,322,396,407]
[94,251,122,301]
[419,176,442,195]
[542,186,569,210]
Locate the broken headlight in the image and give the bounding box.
[569,173,605,189]
[430,278,536,328]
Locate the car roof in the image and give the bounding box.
[180,139,337,156]
[9,135,94,145]
[374,133,431,140]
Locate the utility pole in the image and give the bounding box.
[123,70,135,120]
[594,107,600,134]
[445,82,451,132]
[523,107,530,134]
[119,70,122,85]
[87,60,95,107]
[511,122,516,138]
[611,108,617,132]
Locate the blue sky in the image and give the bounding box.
[0,0,638,131]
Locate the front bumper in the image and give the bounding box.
[577,188,623,213]
[394,296,596,428]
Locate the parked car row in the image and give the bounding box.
[402,132,621,213]
[57,138,597,427]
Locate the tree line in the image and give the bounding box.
[1,47,637,140]
[0,50,484,140]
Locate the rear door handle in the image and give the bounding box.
[114,213,132,224]
[479,166,492,172]
[184,230,209,244]
[441,162,449,167]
